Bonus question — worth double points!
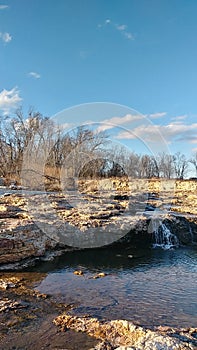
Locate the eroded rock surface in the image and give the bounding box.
[53,314,197,350]
[0,273,97,350]
[0,179,197,268]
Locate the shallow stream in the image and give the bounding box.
[32,245,197,328]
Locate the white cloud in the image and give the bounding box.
[190,138,197,144]
[0,5,9,9]
[96,112,167,133]
[0,32,12,43]
[115,24,134,40]
[171,115,187,122]
[116,122,197,145]
[149,112,167,119]
[116,24,127,31]
[124,32,134,40]
[98,19,134,40]
[28,71,41,79]
[98,19,111,28]
[97,114,143,132]
[0,88,22,115]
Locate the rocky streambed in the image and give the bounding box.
[0,178,197,349]
[0,273,98,349]
[0,273,196,350]
[0,178,197,269]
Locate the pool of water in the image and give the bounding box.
[32,245,197,328]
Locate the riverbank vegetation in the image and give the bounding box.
[0,110,197,350]
[0,110,197,188]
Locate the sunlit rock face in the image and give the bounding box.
[0,219,56,265]
[0,179,196,269]
[53,314,197,350]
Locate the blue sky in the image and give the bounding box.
[0,0,197,166]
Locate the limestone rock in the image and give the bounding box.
[54,314,196,350]
[0,180,197,269]
[0,298,25,313]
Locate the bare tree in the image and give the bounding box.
[157,152,175,179]
[127,152,141,178]
[138,154,159,178]
[0,122,11,177]
[57,126,109,179]
[173,152,188,179]
[0,109,55,183]
[1,109,194,186]
[190,152,197,177]
[103,145,130,175]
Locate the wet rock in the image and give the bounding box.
[114,195,129,201]
[91,340,113,349]
[0,180,197,269]
[0,299,26,313]
[0,279,16,289]
[145,203,156,211]
[35,292,48,299]
[165,216,195,245]
[92,272,107,279]
[0,178,5,186]
[1,193,12,197]
[74,270,84,276]
[53,314,196,350]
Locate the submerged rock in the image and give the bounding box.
[74,270,84,276]
[0,298,26,313]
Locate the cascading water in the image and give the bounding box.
[151,219,179,250]
[188,223,194,243]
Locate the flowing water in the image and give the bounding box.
[1,187,196,329]
[151,219,179,249]
[34,243,197,329]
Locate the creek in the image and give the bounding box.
[30,243,197,329]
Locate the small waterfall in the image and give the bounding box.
[151,219,179,250]
[188,223,194,243]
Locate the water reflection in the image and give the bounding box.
[30,246,197,328]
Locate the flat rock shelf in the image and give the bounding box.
[0,179,197,349]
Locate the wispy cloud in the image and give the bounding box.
[116,122,197,145]
[116,24,127,31]
[124,32,134,40]
[96,112,168,133]
[97,114,143,132]
[149,112,167,119]
[0,32,12,43]
[0,4,9,9]
[0,88,22,115]
[115,23,134,40]
[98,19,134,40]
[28,71,41,79]
[171,115,187,122]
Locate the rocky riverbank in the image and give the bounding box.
[54,313,197,350]
[0,273,196,350]
[0,178,197,269]
[0,176,196,350]
[0,273,97,349]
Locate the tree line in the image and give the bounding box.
[0,110,197,184]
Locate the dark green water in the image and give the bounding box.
[34,245,197,328]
